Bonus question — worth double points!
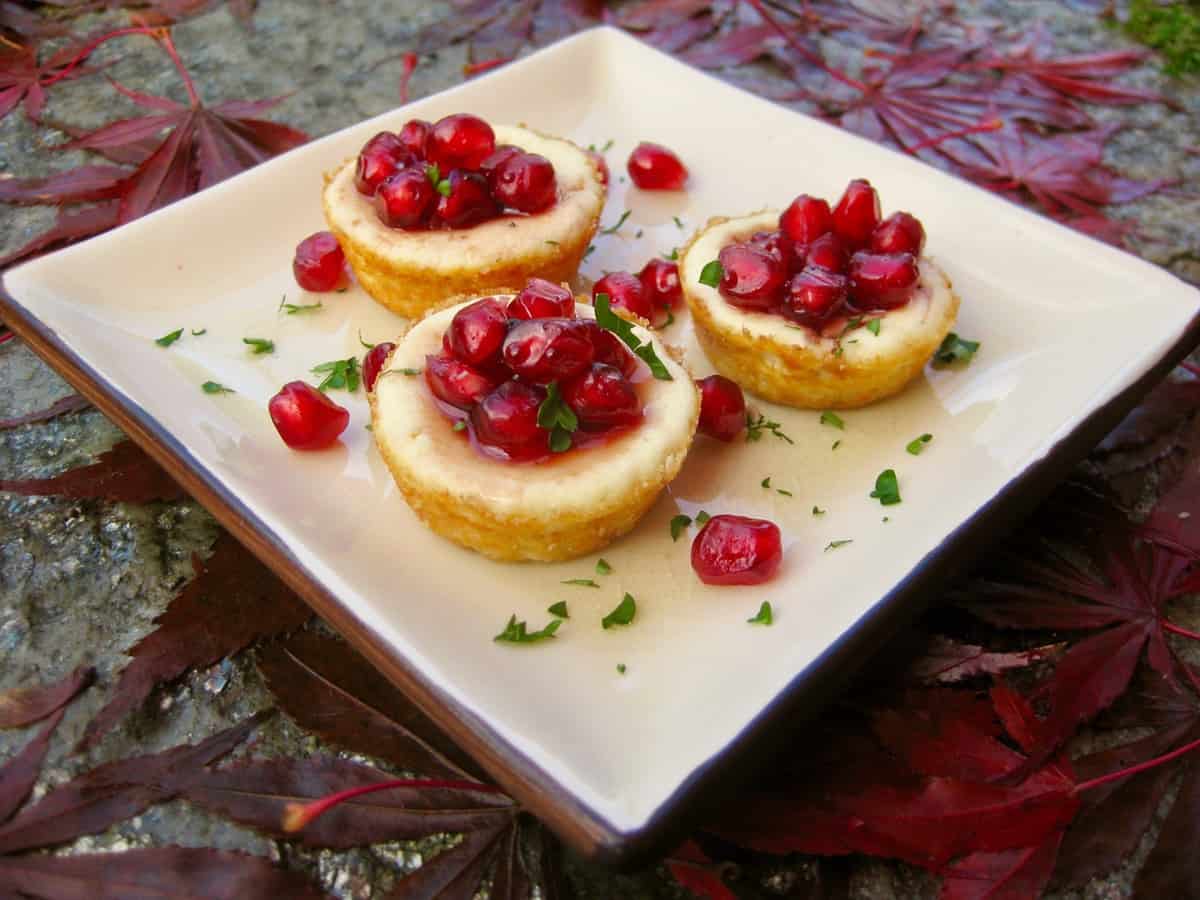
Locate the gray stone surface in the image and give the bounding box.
[1,1,1199,897]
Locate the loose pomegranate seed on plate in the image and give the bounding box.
[447,297,508,367]
[396,119,431,158]
[832,178,881,249]
[691,514,783,586]
[507,278,575,320]
[717,244,786,310]
[626,141,689,190]
[804,233,847,274]
[375,168,435,229]
[562,363,642,429]
[269,381,350,450]
[424,354,500,408]
[489,152,557,213]
[871,211,926,256]
[426,113,496,171]
[471,381,546,456]
[502,318,596,384]
[783,266,849,326]
[779,194,833,245]
[292,232,348,292]
[696,374,746,442]
[638,258,683,316]
[355,132,413,196]
[434,170,499,229]
[362,341,397,392]
[848,251,919,310]
[593,271,666,327]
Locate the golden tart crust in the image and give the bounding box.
[323,125,605,319]
[681,212,960,410]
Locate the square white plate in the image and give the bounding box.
[5,26,1200,864]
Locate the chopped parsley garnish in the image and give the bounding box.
[155,328,183,347]
[398,367,422,376]
[832,440,842,450]
[587,139,614,153]
[883,516,891,523]
[825,539,853,551]
[870,469,902,505]
[865,318,881,336]
[425,163,440,184]
[933,332,981,366]
[602,593,637,629]
[596,559,613,576]
[190,328,207,336]
[820,410,845,430]
[279,296,322,315]
[673,215,684,229]
[906,433,933,455]
[746,414,794,444]
[201,380,233,394]
[537,381,578,453]
[662,247,679,261]
[583,244,596,259]
[593,293,672,380]
[635,228,644,239]
[812,506,826,516]
[831,316,865,357]
[747,601,773,625]
[452,421,467,432]
[548,601,569,619]
[494,614,562,644]
[600,209,631,235]
[544,240,560,247]
[435,178,452,197]
[695,510,711,526]
[562,578,600,588]
[243,337,275,355]
[617,663,627,674]
[776,488,793,497]
[312,357,360,392]
[698,260,723,288]
[670,514,692,541]
[761,477,772,489]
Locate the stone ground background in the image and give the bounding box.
[1,1,1198,897]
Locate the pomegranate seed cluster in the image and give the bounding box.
[711,179,927,329]
[589,258,684,329]
[425,279,645,461]
[354,113,559,231]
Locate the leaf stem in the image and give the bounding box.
[158,30,200,107]
[40,26,158,88]
[1075,732,1200,794]
[743,0,869,94]
[908,117,1003,152]
[463,57,511,76]
[281,777,506,832]
[1164,620,1200,641]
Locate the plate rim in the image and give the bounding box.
[4,24,1200,868]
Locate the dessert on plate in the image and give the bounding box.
[680,179,959,409]
[369,278,699,562]
[322,113,606,318]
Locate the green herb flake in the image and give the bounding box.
[435,178,452,197]
[746,414,794,444]
[243,337,275,355]
[201,380,234,394]
[673,215,684,229]
[695,510,711,526]
[596,559,613,576]
[398,367,422,376]
[617,663,627,674]
[425,163,440,184]
[906,433,933,455]
[761,477,772,489]
[190,328,207,336]
[311,357,361,392]
[698,260,723,288]
[933,332,981,366]
[452,421,467,432]
[279,296,323,315]
[155,328,183,347]
[600,209,631,235]
[820,410,845,430]
[870,469,902,506]
[538,382,579,453]
[812,506,826,516]
[544,240,560,247]
[663,247,679,261]
[825,539,853,552]
[747,601,773,625]
[635,228,644,239]
[670,514,692,541]
[866,318,881,336]
[602,593,637,629]
[548,601,569,619]
[777,488,793,497]
[593,293,672,381]
[832,440,842,450]
[562,578,600,588]
[583,244,596,259]
[494,614,562,644]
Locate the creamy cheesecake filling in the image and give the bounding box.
[326,126,604,272]
[372,300,697,518]
[682,211,954,364]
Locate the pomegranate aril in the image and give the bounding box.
[269,381,350,450]
[396,119,431,158]
[489,152,557,213]
[638,258,683,315]
[293,232,348,292]
[593,271,666,328]
[424,354,499,408]
[355,132,412,197]
[362,341,397,392]
[691,514,783,586]
[871,211,926,256]
[479,144,521,176]
[779,194,833,245]
[580,321,638,378]
[434,170,499,229]
[507,278,575,320]
[717,244,786,310]
[832,178,881,249]
[426,113,496,172]
[804,233,847,274]
[471,381,546,455]
[587,149,610,186]
[848,251,919,310]
[562,364,641,430]
[447,297,508,367]
[374,168,435,229]
[783,266,849,326]
[502,318,595,383]
[745,230,795,271]
[626,141,688,190]
[696,375,746,442]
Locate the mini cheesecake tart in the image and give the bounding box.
[681,185,959,410]
[370,286,699,562]
[323,118,605,319]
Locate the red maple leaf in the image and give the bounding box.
[0,392,91,429]
[0,37,99,122]
[0,437,184,502]
[0,665,93,728]
[665,840,738,900]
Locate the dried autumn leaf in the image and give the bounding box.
[0,664,93,728]
[0,438,183,503]
[80,533,310,748]
[0,393,91,430]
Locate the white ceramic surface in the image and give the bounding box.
[6,26,1200,840]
